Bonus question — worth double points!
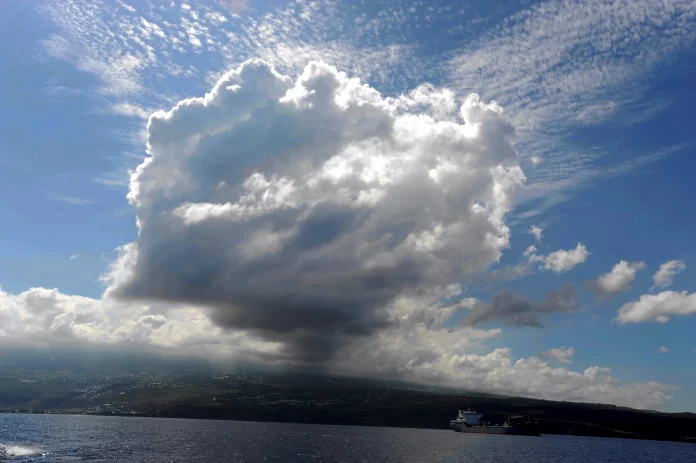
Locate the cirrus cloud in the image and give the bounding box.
[529,225,543,242]
[652,260,686,289]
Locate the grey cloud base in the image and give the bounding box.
[461,284,578,327]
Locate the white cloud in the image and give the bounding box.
[0,286,110,344]
[105,59,524,362]
[529,225,543,242]
[339,344,674,410]
[658,345,670,354]
[0,284,677,409]
[586,261,645,298]
[69,254,80,260]
[218,0,249,13]
[529,156,542,166]
[390,84,459,122]
[529,243,589,273]
[523,245,537,258]
[541,346,575,364]
[575,101,616,125]
[0,286,284,361]
[109,102,154,120]
[116,0,135,13]
[205,11,228,24]
[652,260,686,289]
[616,291,696,324]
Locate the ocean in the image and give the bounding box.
[1,414,693,462]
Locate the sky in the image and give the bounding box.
[0,0,695,412]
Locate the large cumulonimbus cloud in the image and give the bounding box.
[0,60,678,407]
[105,59,524,362]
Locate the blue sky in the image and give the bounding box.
[1,0,695,412]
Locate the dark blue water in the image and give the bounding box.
[1,414,694,462]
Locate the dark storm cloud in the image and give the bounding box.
[461,283,578,327]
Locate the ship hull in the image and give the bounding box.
[451,423,540,436]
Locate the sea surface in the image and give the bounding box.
[1,414,694,462]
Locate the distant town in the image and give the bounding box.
[1,371,395,418]
[2,366,695,443]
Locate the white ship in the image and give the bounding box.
[450,406,541,436]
